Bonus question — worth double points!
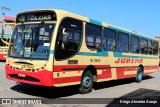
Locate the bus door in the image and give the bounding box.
[54,18,83,85]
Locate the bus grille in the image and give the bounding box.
[8,74,40,82]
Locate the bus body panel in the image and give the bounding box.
[52,51,159,86]
[6,64,53,86]
[0,47,7,60]
[5,9,159,87]
[6,52,159,87]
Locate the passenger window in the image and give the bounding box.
[86,24,102,50]
[130,35,139,53]
[55,18,82,60]
[103,28,116,51]
[117,32,129,52]
[153,42,158,55]
[140,38,148,54]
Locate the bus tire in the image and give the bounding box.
[79,70,93,94]
[136,67,143,83]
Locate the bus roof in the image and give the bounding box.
[17,9,158,42]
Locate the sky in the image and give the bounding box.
[0,0,160,38]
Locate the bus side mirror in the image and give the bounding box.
[1,38,9,46]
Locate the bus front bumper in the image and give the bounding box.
[5,64,53,86]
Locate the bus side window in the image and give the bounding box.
[148,40,153,55]
[140,38,148,54]
[130,35,139,54]
[117,32,129,53]
[153,42,158,55]
[103,28,116,51]
[86,24,102,51]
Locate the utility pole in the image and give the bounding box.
[0,6,11,38]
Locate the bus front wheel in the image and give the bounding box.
[79,70,93,94]
[136,67,143,83]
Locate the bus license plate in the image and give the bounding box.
[18,73,26,77]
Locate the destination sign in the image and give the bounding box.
[16,11,57,22]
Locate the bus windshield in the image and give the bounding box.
[8,24,55,60]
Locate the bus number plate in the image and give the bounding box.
[18,73,26,78]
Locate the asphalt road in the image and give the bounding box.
[0,61,160,107]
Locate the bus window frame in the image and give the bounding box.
[140,38,148,55]
[54,17,83,61]
[153,41,158,56]
[8,23,55,60]
[130,35,140,54]
[85,23,102,51]
[116,31,129,53]
[103,27,116,52]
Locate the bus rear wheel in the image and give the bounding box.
[136,67,143,83]
[79,70,93,94]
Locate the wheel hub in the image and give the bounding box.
[82,76,91,89]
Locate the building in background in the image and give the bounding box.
[155,36,160,56]
[155,37,160,47]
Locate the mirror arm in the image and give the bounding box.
[1,38,9,46]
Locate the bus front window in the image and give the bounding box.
[9,24,54,60]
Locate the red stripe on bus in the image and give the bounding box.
[53,66,158,84]
[98,68,112,79]
[116,67,136,79]
[116,66,159,79]
[0,54,6,60]
[54,65,86,72]
[144,66,159,70]
[54,65,110,72]
[54,76,81,84]
[53,70,112,84]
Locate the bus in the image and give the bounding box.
[0,34,10,60]
[0,21,15,61]
[5,9,159,94]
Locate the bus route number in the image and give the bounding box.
[90,59,101,62]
